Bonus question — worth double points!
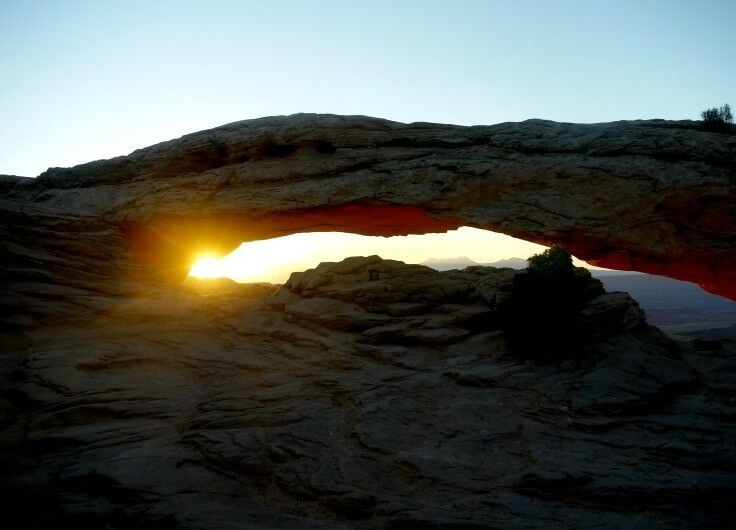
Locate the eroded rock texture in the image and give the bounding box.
[1,114,735,297]
[1,115,735,528]
[2,257,735,528]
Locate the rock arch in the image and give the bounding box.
[2,114,735,299]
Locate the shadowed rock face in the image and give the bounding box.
[1,114,734,298]
[1,115,735,527]
[1,257,734,528]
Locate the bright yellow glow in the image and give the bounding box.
[189,255,223,278]
[188,227,609,284]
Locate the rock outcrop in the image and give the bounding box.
[1,114,734,299]
[2,115,736,528]
[1,257,734,528]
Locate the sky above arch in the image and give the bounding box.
[1,0,734,178]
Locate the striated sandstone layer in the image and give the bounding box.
[1,257,735,528]
[1,114,735,298]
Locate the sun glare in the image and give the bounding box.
[187,228,609,284]
[189,255,223,279]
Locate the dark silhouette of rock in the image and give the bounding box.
[2,114,736,527]
[1,257,735,528]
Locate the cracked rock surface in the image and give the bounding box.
[2,257,734,528]
[1,114,735,527]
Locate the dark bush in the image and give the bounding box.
[500,246,601,361]
[701,104,734,133]
[527,246,573,279]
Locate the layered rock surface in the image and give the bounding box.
[1,114,735,527]
[1,114,734,298]
[2,257,735,528]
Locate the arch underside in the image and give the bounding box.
[122,200,735,299]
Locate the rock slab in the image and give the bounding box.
[1,258,735,528]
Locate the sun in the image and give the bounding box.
[189,255,223,279]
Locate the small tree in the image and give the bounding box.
[527,246,574,279]
[701,104,734,132]
[500,246,594,361]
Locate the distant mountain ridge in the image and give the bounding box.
[421,256,481,270]
[489,257,530,269]
[421,256,529,271]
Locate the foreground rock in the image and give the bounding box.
[1,114,734,299]
[1,257,734,528]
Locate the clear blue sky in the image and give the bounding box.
[1,0,735,177]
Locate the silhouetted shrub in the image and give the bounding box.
[701,104,734,133]
[500,246,601,361]
[527,246,574,279]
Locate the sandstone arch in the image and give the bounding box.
[2,114,735,299]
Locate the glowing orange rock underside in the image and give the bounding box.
[571,244,736,301]
[123,203,735,300]
[122,203,460,279]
